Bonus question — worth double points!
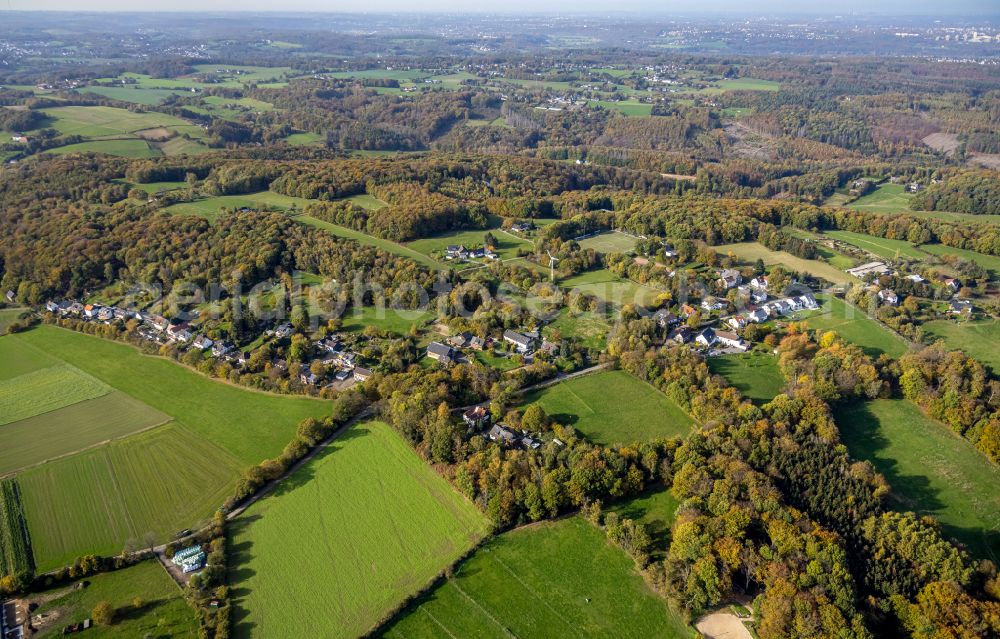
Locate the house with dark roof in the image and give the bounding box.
[427,341,456,363]
[695,327,717,347]
[463,405,490,429]
[487,424,517,446]
[503,329,536,353]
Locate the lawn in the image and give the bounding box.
[0,307,30,338]
[228,421,489,639]
[922,319,1000,372]
[46,139,159,158]
[20,423,241,571]
[0,364,110,426]
[847,183,914,214]
[293,215,443,269]
[32,559,198,638]
[162,191,314,222]
[715,242,857,285]
[576,231,638,254]
[520,370,693,445]
[825,230,928,261]
[836,399,1000,563]
[0,391,169,475]
[559,269,662,307]
[708,351,784,405]
[609,488,682,559]
[798,295,908,358]
[378,516,692,639]
[589,100,653,116]
[13,326,330,465]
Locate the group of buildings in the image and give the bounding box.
[461,405,558,451]
[425,328,558,366]
[444,245,499,261]
[171,544,206,574]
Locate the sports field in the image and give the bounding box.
[576,231,639,254]
[32,559,198,638]
[519,370,693,445]
[378,516,692,638]
[715,242,857,285]
[798,295,908,358]
[836,399,1000,563]
[922,319,1000,372]
[228,421,489,638]
[708,351,784,405]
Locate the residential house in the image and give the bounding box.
[166,322,190,339]
[749,276,769,291]
[487,424,517,446]
[948,299,973,315]
[4,290,14,302]
[652,309,679,328]
[877,289,899,306]
[906,274,926,283]
[299,371,319,386]
[445,245,468,260]
[718,269,742,289]
[680,304,697,318]
[45,300,60,313]
[463,405,490,429]
[727,315,748,330]
[83,304,101,319]
[510,221,534,233]
[937,276,961,292]
[503,329,536,353]
[539,339,560,356]
[695,328,716,347]
[701,297,726,312]
[317,335,341,353]
[663,243,677,258]
[738,285,767,304]
[427,341,456,363]
[96,306,116,322]
[715,330,749,351]
[521,437,541,450]
[906,182,924,193]
[747,309,770,323]
[173,329,193,343]
[669,326,693,344]
[193,335,214,350]
[148,315,169,332]
[271,359,288,372]
[353,367,373,382]
[447,332,473,349]
[468,336,485,350]
[212,341,235,357]
[274,323,293,339]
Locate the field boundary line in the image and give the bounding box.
[100,446,140,540]
[420,607,459,639]
[484,549,583,637]
[450,580,519,638]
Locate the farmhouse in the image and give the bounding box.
[427,341,457,363]
[510,221,534,233]
[846,262,892,279]
[906,182,924,193]
[463,405,490,429]
[503,329,536,353]
[445,245,468,260]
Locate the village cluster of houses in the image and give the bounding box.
[425,327,559,366]
[444,245,499,261]
[42,299,372,387]
[461,405,562,451]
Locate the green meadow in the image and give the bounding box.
[291,215,443,269]
[162,191,314,222]
[46,139,159,158]
[716,241,857,285]
[922,319,1000,372]
[229,421,488,638]
[520,370,693,445]
[836,399,1000,563]
[799,295,908,358]
[825,230,927,261]
[847,183,914,214]
[708,351,785,405]
[378,516,692,638]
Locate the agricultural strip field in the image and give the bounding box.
[922,319,1000,372]
[0,364,110,426]
[798,295,908,358]
[378,516,691,639]
[576,231,639,254]
[836,399,1000,563]
[32,559,198,638]
[708,351,785,405]
[0,391,169,475]
[20,423,241,571]
[79,85,186,105]
[13,326,331,464]
[715,241,857,285]
[519,370,693,445]
[0,478,33,576]
[824,230,928,261]
[292,215,444,269]
[228,421,489,639]
[0,333,60,380]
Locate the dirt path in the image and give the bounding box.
[695,610,754,639]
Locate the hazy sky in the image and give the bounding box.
[4,0,998,15]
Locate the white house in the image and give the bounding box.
[715,330,749,351]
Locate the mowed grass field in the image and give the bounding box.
[708,351,785,405]
[35,106,192,138]
[576,231,639,254]
[922,319,1000,372]
[825,230,927,261]
[520,370,693,445]
[229,421,489,639]
[339,304,435,336]
[32,559,198,638]
[920,243,1000,278]
[715,242,857,285]
[162,191,314,222]
[0,327,330,569]
[847,183,914,214]
[559,268,662,307]
[20,423,242,570]
[545,308,611,351]
[0,363,110,425]
[46,139,159,158]
[836,399,1000,563]
[798,295,908,358]
[378,516,692,639]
